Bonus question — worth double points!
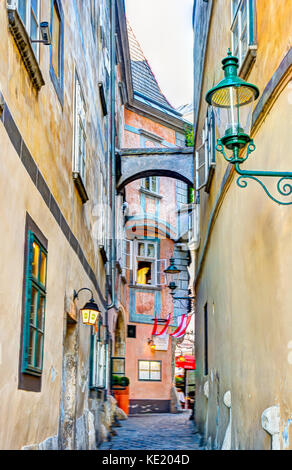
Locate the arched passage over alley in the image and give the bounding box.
[116,147,194,191]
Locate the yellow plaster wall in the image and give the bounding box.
[194,0,292,449]
[0,1,111,449]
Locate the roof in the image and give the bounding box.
[177,103,194,116]
[127,21,182,119]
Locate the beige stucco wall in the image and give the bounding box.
[0,124,103,449]
[194,0,292,450]
[0,1,113,449]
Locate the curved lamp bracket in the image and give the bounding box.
[216,139,292,206]
[73,288,94,301]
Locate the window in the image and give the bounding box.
[52,2,60,77]
[22,230,47,376]
[134,240,167,287]
[90,0,98,38]
[73,71,88,201]
[111,357,126,388]
[16,0,41,59]
[175,132,186,147]
[97,173,106,246]
[195,108,215,193]
[231,0,257,73]
[127,325,136,338]
[142,176,158,194]
[50,0,64,104]
[118,239,133,275]
[90,327,105,389]
[138,360,161,381]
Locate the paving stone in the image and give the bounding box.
[99,411,203,451]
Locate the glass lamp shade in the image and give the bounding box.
[80,299,100,326]
[206,51,259,149]
[211,86,255,148]
[164,258,181,284]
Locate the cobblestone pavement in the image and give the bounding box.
[99,411,203,451]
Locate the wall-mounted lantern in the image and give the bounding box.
[164,259,194,307]
[206,50,292,205]
[147,338,156,351]
[73,288,100,326]
[164,258,181,295]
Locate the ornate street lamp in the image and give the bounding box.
[164,258,181,295]
[73,288,101,326]
[206,50,292,205]
[164,259,194,309]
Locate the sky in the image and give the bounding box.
[125,0,194,110]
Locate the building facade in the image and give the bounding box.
[192,0,292,450]
[0,0,125,450]
[113,8,193,415]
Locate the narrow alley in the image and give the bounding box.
[1,0,291,453]
[100,412,203,451]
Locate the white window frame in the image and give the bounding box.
[73,72,87,185]
[195,108,216,192]
[134,240,157,286]
[141,176,158,194]
[138,360,162,382]
[91,338,105,389]
[133,240,167,287]
[119,239,133,274]
[90,0,98,37]
[98,173,106,248]
[231,0,256,70]
[13,0,41,60]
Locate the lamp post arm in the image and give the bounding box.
[73,288,94,301]
[234,163,292,206]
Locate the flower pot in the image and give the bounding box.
[113,386,129,415]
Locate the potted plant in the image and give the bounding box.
[112,376,130,416]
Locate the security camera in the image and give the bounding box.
[31,22,51,46]
[40,22,52,45]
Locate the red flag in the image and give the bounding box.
[170,314,186,337]
[171,315,192,338]
[151,312,158,336]
[153,313,171,336]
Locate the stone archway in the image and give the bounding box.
[117,147,194,191]
[114,308,126,358]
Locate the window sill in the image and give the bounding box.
[7,7,45,91]
[129,284,162,291]
[238,45,257,79]
[73,172,89,204]
[22,366,42,377]
[140,188,162,199]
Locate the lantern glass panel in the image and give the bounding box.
[81,308,99,325]
[211,85,255,139]
[166,271,180,287]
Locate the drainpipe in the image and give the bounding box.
[105,0,116,394]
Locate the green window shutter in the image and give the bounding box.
[249,0,255,45]
[210,109,216,165]
[22,231,47,375]
[22,230,34,373]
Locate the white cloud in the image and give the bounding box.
[125,0,194,109]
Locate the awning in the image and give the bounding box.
[175,355,196,370]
